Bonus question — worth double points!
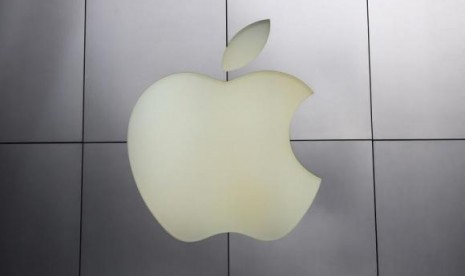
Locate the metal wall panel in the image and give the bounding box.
[375,141,465,276]
[2,1,464,276]
[0,144,81,276]
[230,141,377,276]
[81,143,227,276]
[228,0,372,140]
[0,0,84,142]
[84,0,226,142]
[370,0,465,139]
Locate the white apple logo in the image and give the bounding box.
[128,19,321,242]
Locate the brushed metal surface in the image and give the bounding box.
[0,0,84,142]
[370,0,465,139]
[228,0,372,140]
[375,141,465,276]
[0,144,81,276]
[84,0,226,142]
[230,141,377,276]
[81,144,227,276]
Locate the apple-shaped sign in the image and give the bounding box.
[128,19,321,242]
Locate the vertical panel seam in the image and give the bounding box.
[225,1,230,276]
[366,0,380,276]
[79,0,87,275]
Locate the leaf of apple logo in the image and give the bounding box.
[128,19,321,242]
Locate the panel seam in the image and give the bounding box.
[366,1,380,276]
[2,138,465,145]
[226,1,230,276]
[78,0,87,275]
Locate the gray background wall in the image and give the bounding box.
[1,0,464,275]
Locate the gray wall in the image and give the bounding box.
[1,0,464,275]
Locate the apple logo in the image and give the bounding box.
[128,19,321,242]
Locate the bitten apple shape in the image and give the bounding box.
[128,20,321,242]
